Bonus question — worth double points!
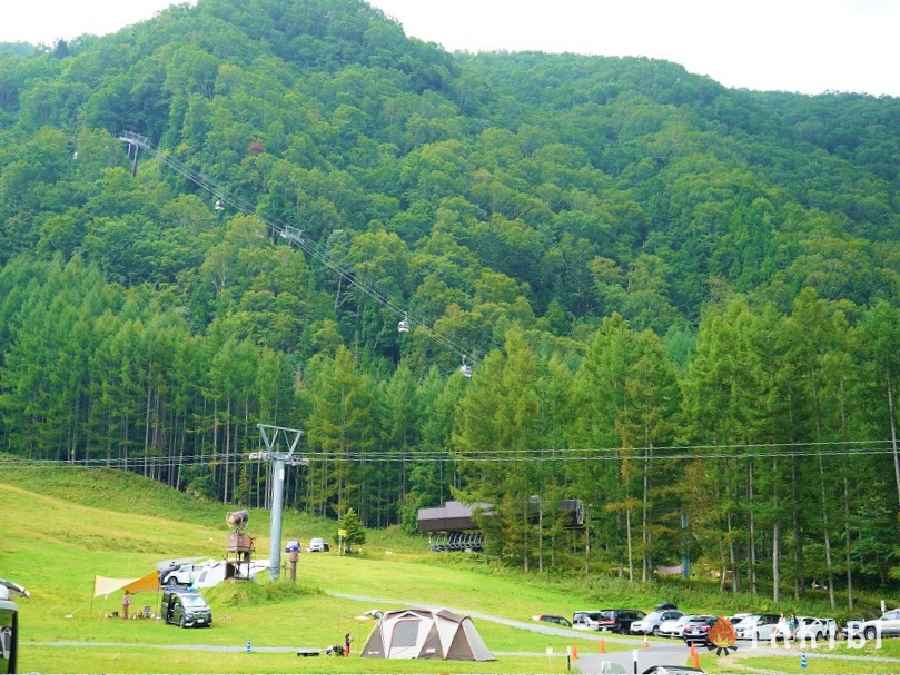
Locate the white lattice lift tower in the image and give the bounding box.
[251,424,308,581]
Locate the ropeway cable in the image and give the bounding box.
[122,133,473,361]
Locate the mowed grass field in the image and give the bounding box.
[5,467,897,674]
[1,468,630,673]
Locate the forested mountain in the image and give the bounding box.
[0,0,898,604]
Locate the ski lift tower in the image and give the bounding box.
[118,131,151,177]
[250,424,308,581]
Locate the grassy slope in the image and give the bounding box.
[5,466,425,553]
[5,467,897,674]
[1,470,609,673]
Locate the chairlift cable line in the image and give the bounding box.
[125,134,470,359]
[120,133,473,363]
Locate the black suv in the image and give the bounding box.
[160,590,212,628]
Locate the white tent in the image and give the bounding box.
[361,609,494,661]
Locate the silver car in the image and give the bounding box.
[307,537,329,552]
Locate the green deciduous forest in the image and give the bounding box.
[0,0,898,606]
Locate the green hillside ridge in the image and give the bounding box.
[0,0,897,606]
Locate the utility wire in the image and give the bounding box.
[2,447,893,468]
[0,440,888,464]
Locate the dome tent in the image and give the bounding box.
[361,609,494,661]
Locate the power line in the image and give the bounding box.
[0,440,889,464]
[1,446,892,468]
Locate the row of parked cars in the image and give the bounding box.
[534,605,900,645]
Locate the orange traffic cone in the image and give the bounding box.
[642,634,650,649]
[572,644,578,661]
[599,639,606,654]
[689,643,701,669]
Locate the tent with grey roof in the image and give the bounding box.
[361,608,494,661]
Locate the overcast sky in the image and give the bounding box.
[2,0,898,96]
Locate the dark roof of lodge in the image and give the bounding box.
[416,501,492,532]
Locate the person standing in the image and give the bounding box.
[122,590,131,620]
[344,632,352,656]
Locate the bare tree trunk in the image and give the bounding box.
[792,456,803,601]
[224,399,230,504]
[538,496,543,574]
[523,498,529,574]
[843,476,853,611]
[773,521,780,604]
[728,511,738,593]
[749,460,757,595]
[817,449,835,609]
[584,504,591,575]
[625,506,633,582]
[144,380,152,476]
[888,378,900,508]
[642,451,649,583]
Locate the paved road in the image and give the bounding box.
[576,639,900,674]
[576,641,692,674]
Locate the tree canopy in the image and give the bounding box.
[0,0,897,603]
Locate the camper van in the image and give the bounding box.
[0,586,18,674]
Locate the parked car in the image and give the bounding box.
[735,613,782,641]
[160,562,200,587]
[795,616,837,641]
[160,590,212,628]
[843,609,900,640]
[659,614,696,638]
[682,616,717,644]
[532,614,572,627]
[729,612,753,627]
[575,610,645,633]
[573,611,606,631]
[631,610,684,635]
[307,537,329,553]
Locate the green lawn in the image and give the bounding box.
[2,474,620,673]
[831,639,900,658]
[3,467,893,674]
[24,647,569,674]
[736,655,900,673]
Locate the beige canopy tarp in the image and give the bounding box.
[94,572,159,597]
